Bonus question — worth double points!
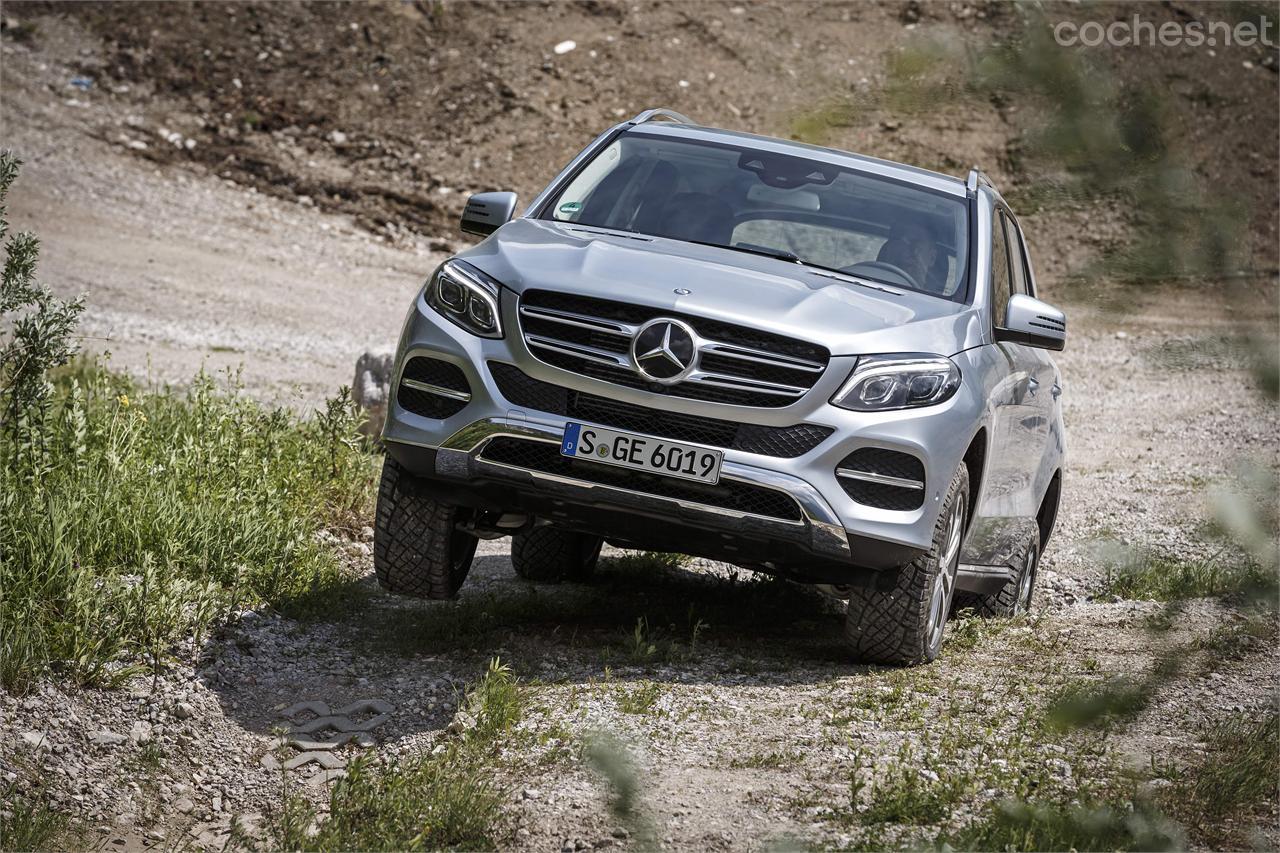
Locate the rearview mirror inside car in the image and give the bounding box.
[996,293,1066,351]
[460,191,517,237]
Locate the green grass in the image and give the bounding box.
[272,746,504,851]
[0,756,79,853]
[0,363,377,691]
[1162,712,1280,845]
[1097,546,1276,603]
[459,657,525,744]
[941,796,1185,852]
[271,658,519,850]
[728,750,802,770]
[616,680,666,715]
[854,761,963,826]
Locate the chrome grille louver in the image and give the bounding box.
[517,291,828,408]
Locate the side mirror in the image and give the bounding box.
[460,191,517,237]
[996,293,1066,351]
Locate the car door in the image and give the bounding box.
[993,208,1051,518]
[1003,211,1056,490]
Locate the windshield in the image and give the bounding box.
[540,131,970,301]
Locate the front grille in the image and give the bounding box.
[489,362,832,458]
[396,357,471,420]
[836,447,926,511]
[518,290,828,408]
[479,437,803,522]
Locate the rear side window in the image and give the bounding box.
[990,209,1012,325]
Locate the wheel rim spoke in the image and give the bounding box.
[927,495,966,649]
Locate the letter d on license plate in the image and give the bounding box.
[560,422,722,484]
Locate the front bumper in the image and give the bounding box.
[383,290,982,577]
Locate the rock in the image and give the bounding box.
[175,702,197,720]
[359,525,375,541]
[611,828,629,839]
[20,731,46,750]
[522,787,541,800]
[352,350,394,437]
[175,798,195,814]
[446,711,476,737]
[328,130,349,145]
[91,730,128,746]
[553,40,577,55]
[130,721,153,744]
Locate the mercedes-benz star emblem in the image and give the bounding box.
[630,318,697,384]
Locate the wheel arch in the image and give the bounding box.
[960,426,988,534]
[1036,468,1062,549]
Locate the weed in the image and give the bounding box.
[273,747,504,851]
[622,615,706,665]
[855,756,964,826]
[1196,609,1278,663]
[461,657,525,744]
[942,796,1185,851]
[0,774,74,852]
[729,750,803,770]
[616,680,665,715]
[1162,711,1280,845]
[1098,546,1273,603]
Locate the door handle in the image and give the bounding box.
[1026,376,1039,396]
[1050,382,1062,399]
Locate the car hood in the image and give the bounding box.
[458,219,985,356]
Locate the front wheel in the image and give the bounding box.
[373,456,478,599]
[843,465,969,665]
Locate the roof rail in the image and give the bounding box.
[628,108,694,126]
[965,168,992,193]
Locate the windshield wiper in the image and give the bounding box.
[654,234,912,295]
[683,238,802,264]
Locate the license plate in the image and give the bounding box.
[560,423,723,484]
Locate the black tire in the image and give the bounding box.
[511,525,603,583]
[844,465,969,666]
[373,456,478,598]
[953,531,1039,618]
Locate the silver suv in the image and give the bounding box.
[376,109,1066,665]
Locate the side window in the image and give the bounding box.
[1003,212,1029,297]
[990,208,1012,327]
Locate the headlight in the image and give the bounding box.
[831,354,960,411]
[425,259,503,338]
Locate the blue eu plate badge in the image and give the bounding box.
[560,422,582,456]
